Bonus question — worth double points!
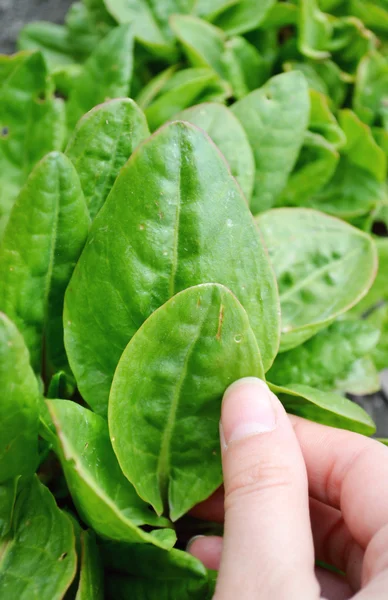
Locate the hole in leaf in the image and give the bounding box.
[1,126,9,138]
[37,91,46,103]
[59,552,67,561]
[54,90,68,101]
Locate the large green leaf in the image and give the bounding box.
[231,71,310,214]
[366,303,388,371]
[0,314,39,482]
[48,400,175,548]
[145,68,230,131]
[335,356,380,395]
[0,152,89,376]
[104,0,194,59]
[268,319,380,390]
[75,530,104,600]
[257,208,378,351]
[0,476,77,598]
[0,51,66,237]
[212,0,276,35]
[103,541,214,599]
[309,89,346,149]
[298,0,332,59]
[174,102,254,200]
[170,15,226,77]
[352,237,388,315]
[17,22,76,71]
[269,382,376,434]
[65,120,279,415]
[0,479,18,538]
[67,24,134,130]
[221,35,268,99]
[309,110,387,218]
[109,284,263,520]
[277,132,339,207]
[66,98,149,220]
[354,51,388,126]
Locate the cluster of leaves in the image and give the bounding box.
[1,0,388,597]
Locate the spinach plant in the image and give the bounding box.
[1,0,388,597]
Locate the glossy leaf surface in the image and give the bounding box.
[270,382,376,434]
[268,319,380,390]
[48,400,175,548]
[174,102,254,200]
[75,530,104,600]
[0,152,89,375]
[0,479,18,538]
[309,110,387,218]
[103,540,213,598]
[109,284,263,520]
[145,68,230,131]
[66,98,149,220]
[65,121,279,415]
[232,72,310,214]
[0,476,76,599]
[212,0,276,35]
[67,24,134,130]
[0,51,65,237]
[257,208,378,351]
[0,314,39,483]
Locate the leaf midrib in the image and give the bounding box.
[156,307,208,515]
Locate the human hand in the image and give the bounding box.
[188,378,388,599]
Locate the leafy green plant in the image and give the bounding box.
[1,0,388,596]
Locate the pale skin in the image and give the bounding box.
[188,377,388,600]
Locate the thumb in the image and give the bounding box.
[214,377,320,600]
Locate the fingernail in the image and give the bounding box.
[186,535,205,552]
[221,377,277,448]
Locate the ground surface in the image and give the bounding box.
[1,0,388,436]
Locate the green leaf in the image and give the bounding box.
[0,314,40,482]
[136,65,178,109]
[354,51,388,126]
[109,283,263,520]
[65,120,279,415]
[48,400,175,548]
[0,152,89,376]
[65,1,114,61]
[66,99,149,220]
[145,68,230,131]
[349,0,388,33]
[298,0,332,59]
[103,541,213,599]
[0,51,66,238]
[283,59,347,109]
[335,356,380,395]
[170,15,226,77]
[0,479,18,538]
[309,110,387,218]
[212,0,276,35]
[257,208,378,351]
[220,35,268,99]
[309,89,346,149]
[67,24,134,131]
[277,132,339,207]
[104,0,194,59]
[269,382,376,435]
[366,303,388,371]
[329,17,376,76]
[261,2,299,29]
[174,102,255,200]
[75,530,104,600]
[352,238,388,315]
[17,22,76,71]
[267,319,380,390]
[0,476,77,598]
[196,0,240,22]
[231,71,310,214]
